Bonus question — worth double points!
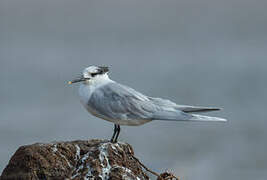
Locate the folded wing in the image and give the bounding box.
[88,82,226,122]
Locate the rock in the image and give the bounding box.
[1,139,149,180]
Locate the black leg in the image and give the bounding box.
[114,125,121,143]
[110,124,118,143]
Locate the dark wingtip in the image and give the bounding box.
[183,107,222,113]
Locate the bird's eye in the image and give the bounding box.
[91,73,98,77]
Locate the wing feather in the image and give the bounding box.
[149,97,221,113]
[88,83,157,120]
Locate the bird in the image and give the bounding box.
[68,66,227,143]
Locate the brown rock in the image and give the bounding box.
[1,139,149,180]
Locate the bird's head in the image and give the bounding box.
[68,66,109,85]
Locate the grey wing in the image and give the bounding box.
[88,82,159,121]
[88,82,221,122]
[148,97,221,113]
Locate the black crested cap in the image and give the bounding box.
[98,66,109,73]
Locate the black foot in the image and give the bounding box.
[110,124,121,143]
[114,125,120,143]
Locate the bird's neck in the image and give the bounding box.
[79,74,113,102]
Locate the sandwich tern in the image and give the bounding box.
[68,66,226,143]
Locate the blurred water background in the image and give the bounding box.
[1,0,267,179]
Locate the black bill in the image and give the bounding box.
[68,77,90,84]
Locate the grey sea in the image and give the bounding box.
[1,1,267,179]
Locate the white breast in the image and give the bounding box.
[79,84,92,106]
